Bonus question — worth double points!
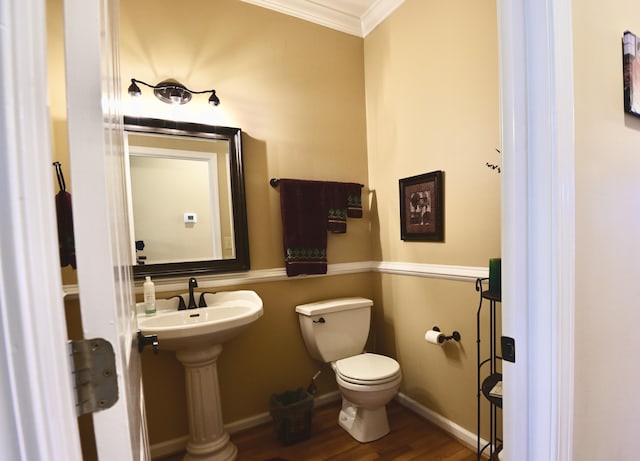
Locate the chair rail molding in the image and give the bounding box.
[373,261,487,282]
[63,260,489,298]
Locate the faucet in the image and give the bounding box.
[168,295,187,311]
[187,277,198,309]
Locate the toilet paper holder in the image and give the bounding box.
[432,326,461,343]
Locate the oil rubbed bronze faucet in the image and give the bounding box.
[187,277,198,309]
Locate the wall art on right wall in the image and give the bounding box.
[623,30,640,117]
[399,170,444,242]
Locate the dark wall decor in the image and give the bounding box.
[399,170,444,242]
[623,30,640,117]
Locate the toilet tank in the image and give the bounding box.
[295,297,373,363]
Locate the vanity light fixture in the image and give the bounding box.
[127,78,221,106]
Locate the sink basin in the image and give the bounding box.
[138,290,263,350]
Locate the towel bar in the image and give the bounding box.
[269,178,363,188]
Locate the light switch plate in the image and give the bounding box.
[501,336,516,363]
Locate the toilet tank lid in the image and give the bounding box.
[295,297,373,316]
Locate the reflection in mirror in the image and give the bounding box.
[128,133,234,263]
[124,116,249,279]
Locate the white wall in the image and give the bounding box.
[573,1,640,458]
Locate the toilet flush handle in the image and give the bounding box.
[313,317,326,324]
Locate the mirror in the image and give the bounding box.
[124,116,249,279]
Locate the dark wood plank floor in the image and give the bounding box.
[156,400,477,461]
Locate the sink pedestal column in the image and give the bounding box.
[176,344,237,461]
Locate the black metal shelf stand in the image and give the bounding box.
[476,277,502,460]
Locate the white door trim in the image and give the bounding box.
[499,0,575,459]
[0,0,83,459]
[549,2,576,459]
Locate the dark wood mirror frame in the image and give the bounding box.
[124,116,250,279]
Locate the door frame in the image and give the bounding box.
[0,0,83,459]
[499,0,575,459]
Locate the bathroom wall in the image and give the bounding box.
[572,1,640,458]
[119,4,375,448]
[364,0,500,434]
[48,0,374,449]
[119,0,372,272]
[48,0,501,452]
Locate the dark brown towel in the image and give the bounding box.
[326,181,363,232]
[346,182,363,218]
[279,179,328,276]
[326,182,348,233]
[55,190,76,269]
[279,179,363,276]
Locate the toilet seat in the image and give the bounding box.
[335,353,401,385]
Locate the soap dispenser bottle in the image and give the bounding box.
[143,276,156,315]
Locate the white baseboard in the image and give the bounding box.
[149,435,188,459]
[395,392,485,454]
[149,391,342,459]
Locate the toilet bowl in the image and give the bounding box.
[295,298,402,443]
[332,353,402,442]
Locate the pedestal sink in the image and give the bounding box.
[138,290,263,461]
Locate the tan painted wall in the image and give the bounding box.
[119,0,372,271]
[119,4,373,447]
[572,2,640,458]
[48,0,372,448]
[364,0,500,435]
[48,0,501,450]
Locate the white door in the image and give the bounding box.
[64,0,149,459]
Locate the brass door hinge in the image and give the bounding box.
[69,338,118,416]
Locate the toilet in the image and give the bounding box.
[295,297,402,443]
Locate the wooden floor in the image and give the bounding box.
[156,400,477,461]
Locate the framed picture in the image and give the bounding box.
[399,170,444,242]
[623,30,640,117]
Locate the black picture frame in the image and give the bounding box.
[399,170,444,242]
[623,30,640,117]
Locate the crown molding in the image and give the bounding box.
[240,0,404,37]
[361,0,405,36]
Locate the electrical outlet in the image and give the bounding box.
[501,336,516,363]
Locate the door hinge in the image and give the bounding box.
[69,338,118,416]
